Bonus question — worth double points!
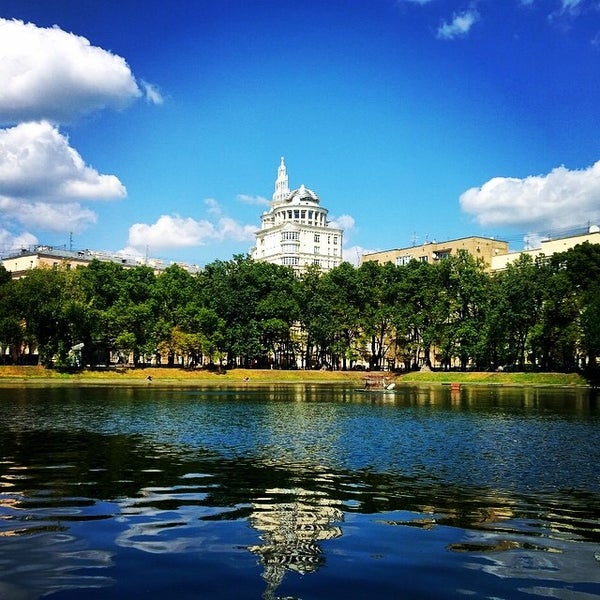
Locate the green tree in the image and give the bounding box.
[489,254,545,370]
[105,266,158,366]
[0,272,24,363]
[318,262,364,370]
[14,267,94,367]
[392,259,441,370]
[356,261,399,370]
[436,251,490,370]
[553,242,600,371]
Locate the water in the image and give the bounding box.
[0,383,599,599]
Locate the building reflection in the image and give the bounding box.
[247,487,343,600]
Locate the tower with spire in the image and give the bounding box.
[272,157,290,204]
[251,158,343,272]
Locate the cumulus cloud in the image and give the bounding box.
[0,229,38,254]
[330,214,356,233]
[127,213,257,252]
[0,121,126,201]
[0,197,98,233]
[204,198,222,216]
[437,9,479,39]
[0,18,149,124]
[236,193,270,206]
[0,121,126,234]
[140,80,164,105]
[129,216,216,249]
[344,245,376,266]
[459,160,600,232]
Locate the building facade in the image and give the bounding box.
[1,246,200,279]
[251,158,343,272]
[490,227,600,272]
[362,236,509,271]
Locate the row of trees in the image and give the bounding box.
[1,242,599,374]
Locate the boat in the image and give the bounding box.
[356,376,396,392]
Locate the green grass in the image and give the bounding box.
[0,365,590,387]
[399,370,588,386]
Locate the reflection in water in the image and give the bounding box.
[247,487,343,599]
[0,384,598,599]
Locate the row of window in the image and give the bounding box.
[279,257,343,269]
[313,234,338,244]
[395,251,451,266]
[280,232,340,245]
[277,209,325,221]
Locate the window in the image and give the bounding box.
[314,234,320,242]
[314,246,320,254]
[396,255,412,266]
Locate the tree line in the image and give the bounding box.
[1,242,599,375]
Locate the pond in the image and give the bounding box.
[0,383,599,599]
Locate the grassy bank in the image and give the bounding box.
[398,370,588,387]
[0,365,590,387]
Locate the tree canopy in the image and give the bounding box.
[1,247,598,376]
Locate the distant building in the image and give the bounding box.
[490,226,600,272]
[1,245,200,279]
[362,236,509,271]
[251,158,343,272]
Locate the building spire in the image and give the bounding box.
[272,156,290,203]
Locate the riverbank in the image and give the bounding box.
[0,365,590,387]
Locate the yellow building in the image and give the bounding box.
[490,228,600,272]
[362,236,509,271]
[1,246,200,279]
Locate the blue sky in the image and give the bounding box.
[1,0,599,267]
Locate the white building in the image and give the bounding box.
[251,158,343,272]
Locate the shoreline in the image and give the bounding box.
[0,366,590,388]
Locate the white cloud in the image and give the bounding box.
[0,121,126,234]
[0,18,148,124]
[343,245,376,267]
[205,198,222,216]
[10,199,97,233]
[127,213,258,252]
[216,216,257,242]
[236,193,270,206]
[140,80,164,105]
[560,0,585,12]
[129,215,217,249]
[0,121,125,201]
[459,160,600,232]
[0,228,38,254]
[437,9,479,39]
[330,214,356,233]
